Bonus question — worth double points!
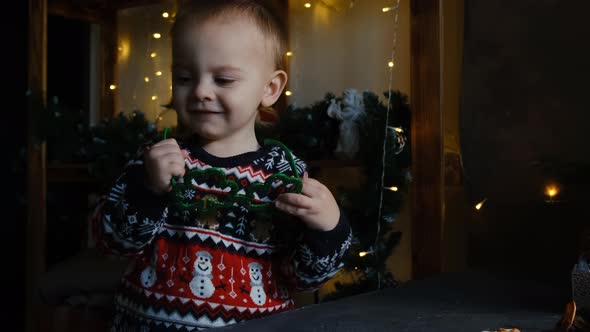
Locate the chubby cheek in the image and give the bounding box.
[171,87,188,112]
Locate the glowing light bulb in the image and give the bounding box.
[162,12,169,18]
[386,186,398,192]
[304,3,311,8]
[285,91,292,96]
[388,61,395,68]
[109,84,116,90]
[151,95,158,100]
[150,52,157,58]
[393,127,403,133]
[286,51,293,57]
[546,185,559,198]
[382,7,392,12]
[153,33,161,39]
[144,77,150,82]
[475,198,487,210]
[155,71,162,76]
[359,251,368,257]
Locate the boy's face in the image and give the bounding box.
[172,14,278,142]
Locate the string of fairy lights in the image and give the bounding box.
[375,0,401,289]
[110,5,175,127]
[285,1,405,286]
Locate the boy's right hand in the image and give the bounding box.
[143,138,187,195]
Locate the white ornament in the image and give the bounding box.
[190,250,216,298]
[327,89,365,159]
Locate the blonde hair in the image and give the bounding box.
[171,0,287,71]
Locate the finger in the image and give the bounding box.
[151,138,180,149]
[303,171,309,179]
[155,151,185,164]
[168,160,186,177]
[148,140,181,155]
[147,145,183,159]
[302,177,323,188]
[300,179,325,198]
[275,199,310,217]
[276,193,314,209]
[181,149,190,159]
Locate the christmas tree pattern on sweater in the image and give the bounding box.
[95,138,352,331]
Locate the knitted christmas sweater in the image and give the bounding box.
[95,136,352,331]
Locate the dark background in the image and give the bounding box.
[6,0,28,328]
[461,0,590,285]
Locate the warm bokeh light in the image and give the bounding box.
[475,198,487,211]
[546,185,559,198]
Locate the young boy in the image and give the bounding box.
[96,0,352,330]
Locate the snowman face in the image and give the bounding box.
[195,254,212,274]
[249,266,262,282]
[141,266,156,288]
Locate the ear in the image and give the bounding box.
[261,70,288,107]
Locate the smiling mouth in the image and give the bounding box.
[198,264,209,271]
[253,275,260,281]
[189,109,222,114]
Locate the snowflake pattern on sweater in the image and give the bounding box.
[95,138,352,331]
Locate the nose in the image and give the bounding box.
[193,79,214,102]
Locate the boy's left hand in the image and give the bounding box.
[275,173,340,231]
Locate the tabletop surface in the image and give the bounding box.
[217,271,570,332]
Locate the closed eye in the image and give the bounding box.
[214,77,236,86]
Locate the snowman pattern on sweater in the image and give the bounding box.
[248,262,266,306]
[139,245,158,288]
[190,250,216,298]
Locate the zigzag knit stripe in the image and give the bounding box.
[185,158,272,183]
[114,302,237,330]
[115,290,294,326]
[158,224,276,256]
